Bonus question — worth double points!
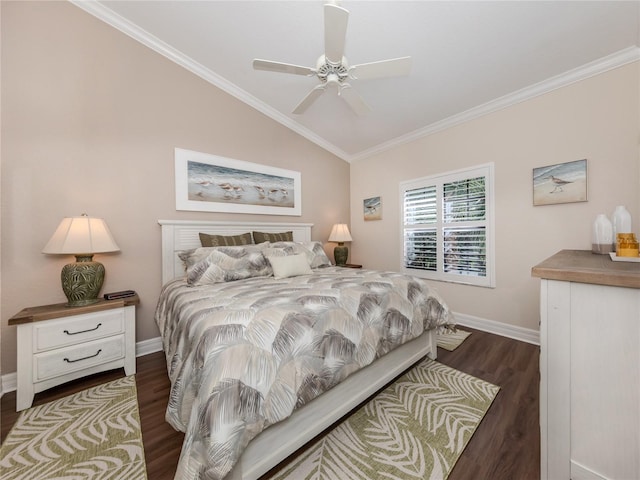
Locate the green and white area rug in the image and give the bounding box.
[0,376,147,480]
[272,358,498,480]
[436,329,471,351]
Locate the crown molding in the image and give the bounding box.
[69,2,639,164]
[70,1,351,161]
[350,46,640,163]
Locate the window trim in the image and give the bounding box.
[399,162,495,288]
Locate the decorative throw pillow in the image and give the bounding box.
[185,245,271,285]
[253,231,293,244]
[179,245,263,270]
[303,241,332,268]
[267,241,332,268]
[199,232,253,247]
[178,248,210,270]
[262,244,296,259]
[267,253,312,279]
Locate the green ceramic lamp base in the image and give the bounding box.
[61,255,105,307]
[334,243,349,266]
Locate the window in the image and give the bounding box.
[400,163,495,287]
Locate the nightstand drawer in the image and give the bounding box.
[34,335,125,382]
[33,310,125,352]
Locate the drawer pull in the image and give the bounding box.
[63,349,102,363]
[63,323,102,336]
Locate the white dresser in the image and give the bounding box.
[9,295,138,411]
[532,251,639,480]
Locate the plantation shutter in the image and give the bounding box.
[403,185,437,271]
[442,177,486,277]
[400,164,495,288]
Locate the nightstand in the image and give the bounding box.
[337,263,362,268]
[9,295,139,411]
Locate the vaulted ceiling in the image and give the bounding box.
[73,1,640,162]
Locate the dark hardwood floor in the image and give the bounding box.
[437,328,540,480]
[1,327,539,480]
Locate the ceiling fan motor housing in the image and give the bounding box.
[316,54,349,85]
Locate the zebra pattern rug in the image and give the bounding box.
[271,358,498,480]
[437,329,472,351]
[0,376,147,480]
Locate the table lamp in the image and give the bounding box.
[42,214,120,306]
[328,223,352,266]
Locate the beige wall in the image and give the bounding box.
[0,2,349,374]
[350,62,640,332]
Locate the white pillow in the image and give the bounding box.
[267,253,312,279]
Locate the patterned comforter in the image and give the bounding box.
[155,267,455,479]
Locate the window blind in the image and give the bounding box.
[400,164,494,287]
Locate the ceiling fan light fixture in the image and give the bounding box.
[325,73,341,88]
[252,3,411,115]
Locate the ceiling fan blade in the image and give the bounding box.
[253,59,316,76]
[324,4,349,64]
[349,56,412,80]
[339,84,371,116]
[292,85,326,114]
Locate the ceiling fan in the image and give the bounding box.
[252,2,411,116]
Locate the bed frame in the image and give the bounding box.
[158,219,437,480]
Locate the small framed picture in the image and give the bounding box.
[533,159,587,206]
[364,196,382,221]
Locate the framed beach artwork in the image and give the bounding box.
[175,148,301,216]
[532,159,587,206]
[363,196,382,221]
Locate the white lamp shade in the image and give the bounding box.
[328,223,353,243]
[42,215,120,254]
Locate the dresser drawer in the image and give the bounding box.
[33,309,125,352]
[34,335,125,382]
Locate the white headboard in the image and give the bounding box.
[158,220,314,284]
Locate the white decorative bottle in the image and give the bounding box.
[592,214,613,254]
[611,205,632,251]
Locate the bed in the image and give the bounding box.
[156,220,455,480]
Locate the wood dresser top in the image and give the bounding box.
[531,250,640,289]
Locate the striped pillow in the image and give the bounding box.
[252,231,293,244]
[199,232,253,247]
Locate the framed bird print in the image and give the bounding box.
[532,159,587,206]
[175,148,301,215]
[363,196,382,221]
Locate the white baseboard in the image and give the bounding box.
[2,373,16,395]
[1,336,164,395]
[2,316,537,394]
[452,312,540,346]
[136,336,163,357]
